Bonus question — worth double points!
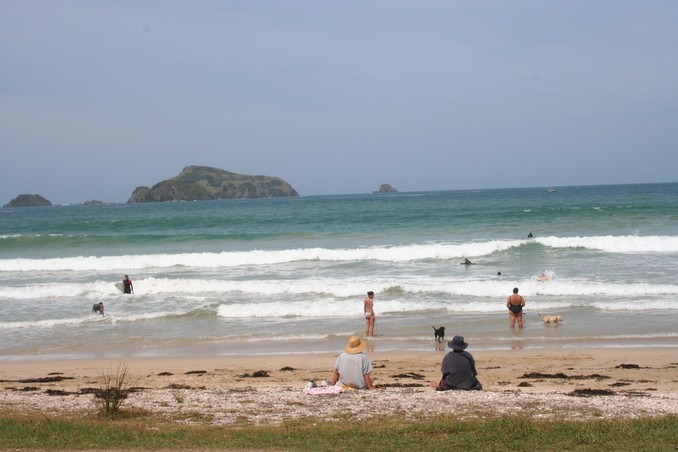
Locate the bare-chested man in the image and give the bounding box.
[364,291,375,337]
[506,287,525,329]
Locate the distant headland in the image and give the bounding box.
[2,166,299,207]
[127,166,299,203]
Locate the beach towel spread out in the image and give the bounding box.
[303,386,344,395]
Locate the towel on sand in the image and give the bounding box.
[303,385,344,395]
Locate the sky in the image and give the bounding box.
[1,1,677,204]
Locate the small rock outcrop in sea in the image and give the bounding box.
[3,194,52,208]
[373,184,398,193]
[127,166,299,203]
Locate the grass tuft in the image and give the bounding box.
[92,363,138,416]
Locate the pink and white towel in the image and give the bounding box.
[303,385,344,395]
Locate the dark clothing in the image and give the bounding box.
[92,304,100,313]
[123,279,132,294]
[438,350,482,391]
[508,304,523,314]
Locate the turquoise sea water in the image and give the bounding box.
[1,183,677,360]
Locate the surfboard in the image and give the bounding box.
[114,282,125,293]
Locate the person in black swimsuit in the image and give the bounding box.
[506,287,525,329]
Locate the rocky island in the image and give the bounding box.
[3,194,52,208]
[374,184,398,193]
[128,166,299,203]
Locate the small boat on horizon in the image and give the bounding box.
[547,188,557,192]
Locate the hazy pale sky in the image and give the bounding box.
[2,1,677,204]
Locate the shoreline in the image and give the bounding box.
[2,347,677,424]
[4,331,678,363]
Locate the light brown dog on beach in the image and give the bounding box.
[539,314,563,324]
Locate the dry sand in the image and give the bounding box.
[1,347,677,425]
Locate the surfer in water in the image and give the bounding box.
[92,302,104,316]
[506,287,525,329]
[122,275,134,294]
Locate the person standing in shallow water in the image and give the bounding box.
[507,287,525,328]
[364,291,375,337]
[122,275,134,294]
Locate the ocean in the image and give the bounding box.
[1,183,677,361]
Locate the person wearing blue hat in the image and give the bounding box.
[430,335,482,391]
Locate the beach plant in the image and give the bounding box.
[172,391,185,404]
[92,363,136,415]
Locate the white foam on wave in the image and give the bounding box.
[3,235,676,273]
[0,315,110,329]
[537,235,678,253]
[3,276,678,304]
[0,309,187,330]
[0,240,523,272]
[215,294,678,318]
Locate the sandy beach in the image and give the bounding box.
[2,347,677,424]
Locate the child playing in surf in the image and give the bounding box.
[92,302,104,316]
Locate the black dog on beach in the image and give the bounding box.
[432,326,446,342]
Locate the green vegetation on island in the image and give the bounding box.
[128,165,299,203]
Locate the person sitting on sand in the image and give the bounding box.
[331,336,375,390]
[430,335,482,391]
[92,302,104,316]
